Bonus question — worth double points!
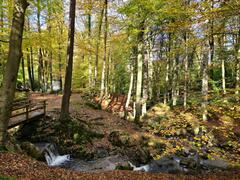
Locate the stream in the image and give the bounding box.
[36,143,230,173]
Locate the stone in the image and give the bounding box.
[180,157,197,169]
[95,147,109,158]
[21,142,42,159]
[115,162,133,170]
[108,131,131,147]
[127,147,151,165]
[200,159,229,169]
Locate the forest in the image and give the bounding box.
[0,0,240,179]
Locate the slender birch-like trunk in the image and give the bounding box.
[202,43,209,121]
[100,0,108,99]
[135,22,144,123]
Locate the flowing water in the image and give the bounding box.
[35,143,70,166]
[37,143,229,173]
[36,143,128,171]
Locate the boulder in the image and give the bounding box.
[127,147,151,165]
[21,142,42,159]
[200,159,229,169]
[108,131,131,147]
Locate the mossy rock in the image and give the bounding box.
[115,162,133,170]
[4,134,22,153]
[108,131,131,147]
[127,147,151,165]
[20,142,42,159]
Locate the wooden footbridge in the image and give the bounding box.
[8,98,47,129]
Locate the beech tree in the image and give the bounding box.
[0,0,28,146]
[60,0,76,120]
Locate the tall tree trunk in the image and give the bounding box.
[26,48,33,90]
[183,33,189,108]
[49,52,53,92]
[142,47,148,116]
[47,1,53,92]
[21,57,26,89]
[172,56,178,106]
[30,47,35,89]
[43,50,48,91]
[60,0,76,120]
[58,42,63,92]
[100,0,108,99]
[236,55,240,96]
[164,34,171,105]
[0,0,28,146]
[208,0,214,66]
[135,22,144,123]
[221,54,226,95]
[148,41,153,101]
[37,0,44,92]
[202,43,209,121]
[105,50,111,97]
[235,24,240,97]
[125,62,134,120]
[87,13,93,87]
[94,3,104,87]
[235,40,240,96]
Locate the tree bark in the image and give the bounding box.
[47,1,53,92]
[60,0,76,120]
[0,0,28,146]
[164,34,171,105]
[148,40,153,101]
[172,55,178,106]
[235,24,240,97]
[235,41,240,96]
[183,33,189,108]
[202,43,209,121]
[142,47,148,116]
[49,52,53,92]
[26,48,33,90]
[125,58,134,120]
[135,22,144,123]
[58,42,63,92]
[100,0,108,99]
[94,2,104,87]
[30,47,35,90]
[37,0,44,91]
[221,54,226,95]
[21,57,26,89]
[87,13,93,87]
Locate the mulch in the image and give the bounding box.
[0,152,240,180]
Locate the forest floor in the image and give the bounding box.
[1,152,240,180]
[1,92,240,179]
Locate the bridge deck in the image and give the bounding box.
[8,99,46,129]
[8,112,45,129]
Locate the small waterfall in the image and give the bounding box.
[43,143,70,166]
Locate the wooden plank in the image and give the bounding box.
[8,111,44,129]
[8,99,47,129]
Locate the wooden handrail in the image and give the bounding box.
[10,99,47,119]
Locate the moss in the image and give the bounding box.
[0,146,7,152]
[0,175,15,180]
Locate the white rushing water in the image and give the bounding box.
[44,143,70,166]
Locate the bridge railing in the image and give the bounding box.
[10,98,46,121]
